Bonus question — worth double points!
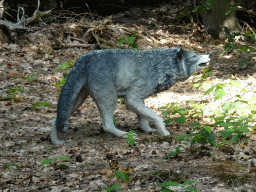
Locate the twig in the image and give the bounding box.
[85,3,95,23]
[53,166,106,175]
[131,24,158,43]
[63,43,96,49]
[156,175,165,183]
[70,37,87,43]
[91,31,102,49]
[244,22,256,37]
[84,27,96,38]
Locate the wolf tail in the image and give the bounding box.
[51,53,92,145]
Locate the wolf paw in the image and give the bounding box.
[159,130,170,136]
[51,139,65,145]
[143,128,157,133]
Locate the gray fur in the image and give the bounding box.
[51,47,211,145]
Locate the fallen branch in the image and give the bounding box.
[0,0,51,31]
[91,31,102,49]
[63,43,96,49]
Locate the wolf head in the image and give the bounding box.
[176,46,211,79]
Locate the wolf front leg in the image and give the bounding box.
[124,96,170,136]
[137,115,157,133]
[91,89,129,137]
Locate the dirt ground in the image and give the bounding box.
[1,2,256,192]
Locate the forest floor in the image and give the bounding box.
[1,2,256,192]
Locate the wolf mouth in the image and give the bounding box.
[199,61,210,66]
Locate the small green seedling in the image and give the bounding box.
[116,171,130,182]
[2,86,24,102]
[3,163,20,170]
[113,118,120,124]
[98,171,130,191]
[157,180,197,192]
[33,101,50,109]
[22,74,40,85]
[54,61,75,88]
[164,145,182,158]
[98,184,122,191]
[123,130,138,146]
[117,98,124,101]
[55,76,68,88]
[23,75,37,84]
[54,61,75,70]
[118,34,140,50]
[41,157,71,169]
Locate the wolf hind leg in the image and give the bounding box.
[124,96,170,136]
[63,86,89,132]
[51,86,89,145]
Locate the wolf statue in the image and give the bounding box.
[51,47,211,145]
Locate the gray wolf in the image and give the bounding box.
[51,47,211,145]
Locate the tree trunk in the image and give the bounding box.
[201,0,242,39]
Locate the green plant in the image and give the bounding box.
[157,180,197,192]
[54,61,75,88]
[113,117,120,124]
[99,184,122,191]
[161,100,207,125]
[22,75,39,85]
[118,34,140,50]
[203,80,255,143]
[189,103,205,120]
[1,86,24,102]
[176,0,218,20]
[117,97,124,104]
[191,67,213,90]
[161,101,191,125]
[176,0,241,21]
[205,83,227,101]
[123,130,138,146]
[213,115,252,143]
[116,171,130,182]
[224,31,255,68]
[33,101,50,109]
[41,157,71,169]
[98,171,130,191]
[176,124,217,148]
[23,76,35,82]
[54,61,75,70]
[3,163,20,170]
[164,145,182,158]
[163,77,256,154]
[55,77,68,88]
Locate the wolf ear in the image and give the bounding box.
[177,46,183,59]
